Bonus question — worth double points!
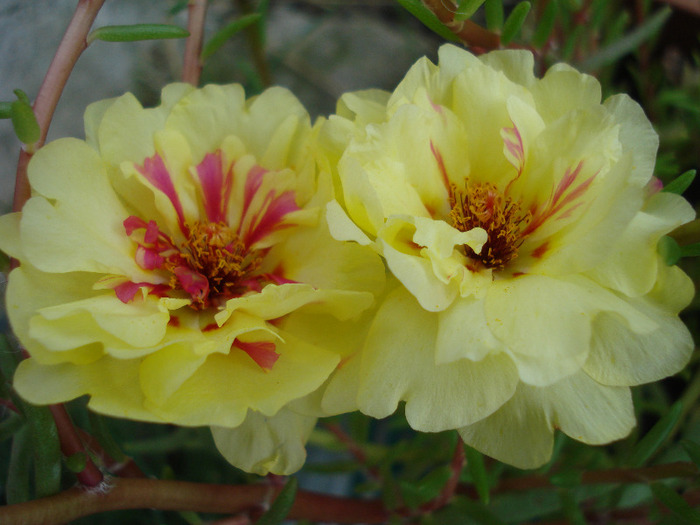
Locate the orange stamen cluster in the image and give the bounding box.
[449,180,530,269]
[170,221,263,307]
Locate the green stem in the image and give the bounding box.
[234,0,272,87]
[0,478,390,525]
[12,0,106,213]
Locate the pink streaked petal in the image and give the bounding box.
[124,216,148,236]
[245,190,300,247]
[114,281,148,303]
[136,154,188,234]
[135,245,165,270]
[552,162,584,205]
[238,278,264,293]
[430,140,452,199]
[243,165,267,217]
[647,176,664,196]
[172,266,209,302]
[144,220,160,244]
[196,151,233,223]
[233,339,280,370]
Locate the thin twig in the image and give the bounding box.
[0,478,390,525]
[182,0,208,85]
[12,0,106,213]
[324,422,382,481]
[49,405,104,488]
[421,0,500,50]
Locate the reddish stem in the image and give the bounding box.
[49,405,104,488]
[182,0,208,85]
[324,422,382,481]
[421,0,500,50]
[12,0,106,213]
[0,478,391,525]
[419,439,465,514]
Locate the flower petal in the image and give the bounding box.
[211,407,316,475]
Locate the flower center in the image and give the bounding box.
[169,221,263,307]
[449,179,530,269]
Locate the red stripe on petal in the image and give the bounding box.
[135,246,165,270]
[136,154,188,235]
[124,216,148,236]
[245,191,300,247]
[196,151,233,223]
[233,339,279,370]
[243,166,267,216]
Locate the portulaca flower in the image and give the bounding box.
[320,45,695,468]
[0,84,384,474]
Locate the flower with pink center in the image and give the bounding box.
[0,84,384,474]
[320,45,695,469]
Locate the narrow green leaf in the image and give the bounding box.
[405,465,453,506]
[88,24,189,44]
[453,497,507,525]
[13,89,31,106]
[465,445,490,504]
[65,452,88,473]
[658,236,682,266]
[681,440,700,468]
[651,482,700,524]
[578,7,671,71]
[484,0,504,30]
[663,169,696,195]
[627,401,682,467]
[532,0,558,48]
[11,100,40,145]
[559,489,586,525]
[680,243,700,258]
[0,413,25,443]
[454,0,487,21]
[501,1,531,45]
[549,470,582,488]
[201,14,262,61]
[256,477,298,525]
[0,101,12,119]
[22,403,62,498]
[88,412,127,463]
[397,0,461,42]
[257,0,271,47]
[6,425,32,504]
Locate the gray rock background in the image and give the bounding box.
[0,0,438,213]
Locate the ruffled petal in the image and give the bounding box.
[211,407,316,475]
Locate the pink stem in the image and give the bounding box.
[182,0,208,85]
[12,0,107,212]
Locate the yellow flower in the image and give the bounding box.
[321,45,695,468]
[0,84,384,474]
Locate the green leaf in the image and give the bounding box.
[651,482,700,524]
[403,465,453,507]
[87,24,189,44]
[22,403,62,498]
[65,452,88,474]
[454,0,487,21]
[11,99,40,145]
[452,496,507,525]
[559,489,586,525]
[658,236,682,266]
[501,1,531,45]
[578,7,671,71]
[484,0,504,30]
[663,170,696,195]
[465,445,490,504]
[0,413,25,444]
[255,477,298,525]
[532,0,557,48]
[13,89,31,106]
[550,470,582,488]
[680,243,700,258]
[681,440,700,468]
[6,425,32,504]
[0,101,12,119]
[397,0,461,42]
[88,412,127,463]
[201,14,262,61]
[627,401,682,467]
